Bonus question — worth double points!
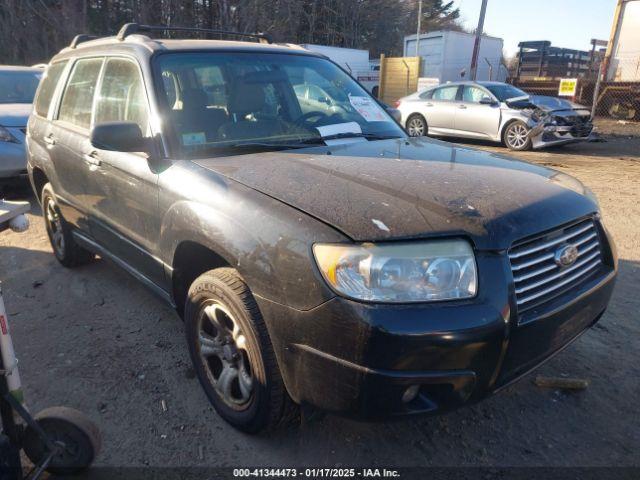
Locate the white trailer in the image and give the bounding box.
[605,0,640,81]
[299,44,380,95]
[403,30,505,83]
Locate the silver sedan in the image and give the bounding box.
[0,66,42,181]
[396,81,594,150]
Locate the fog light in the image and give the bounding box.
[402,385,420,404]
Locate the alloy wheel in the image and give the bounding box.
[407,116,426,136]
[45,197,65,256]
[506,123,530,149]
[196,302,254,409]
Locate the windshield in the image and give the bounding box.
[0,70,42,104]
[484,84,527,102]
[155,52,404,158]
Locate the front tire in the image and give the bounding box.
[184,268,297,433]
[503,120,532,151]
[41,183,94,268]
[406,114,428,137]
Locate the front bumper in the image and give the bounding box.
[0,128,27,179]
[257,232,617,419]
[530,123,595,149]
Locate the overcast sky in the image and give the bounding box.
[451,0,617,56]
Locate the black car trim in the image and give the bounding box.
[73,231,175,307]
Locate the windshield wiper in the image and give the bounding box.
[300,132,403,144]
[196,133,404,154]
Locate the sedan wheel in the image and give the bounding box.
[504,121,532,151]
[407,115,427,137]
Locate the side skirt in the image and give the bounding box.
[72,231,176,308]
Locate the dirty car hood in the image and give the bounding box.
[194,138,598,250]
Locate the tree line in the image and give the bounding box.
[0,0,462,65]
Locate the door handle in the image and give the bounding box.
[43,135,56,146]
[425,102,434,107]
[458,105,467,109]
[83,152,102,167]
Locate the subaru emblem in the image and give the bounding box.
[555,244,579,267]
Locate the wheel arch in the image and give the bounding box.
[405,112,427,135]
[499,117,528,144]
[160,200,283,315]
[30,166,49,204]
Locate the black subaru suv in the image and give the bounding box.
[27,24,617,433]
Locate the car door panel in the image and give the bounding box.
[84,57,164,287]
[48,57,104,231]
[422,85,459,134]
[454,86,502,139]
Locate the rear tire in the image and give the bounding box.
[503,120,532,151]
[184,268,298,433]
[406,114,428,137]
[41,183,94,268]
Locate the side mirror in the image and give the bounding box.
[385,107,402,123]
[480,96,497,105]
[90,122,149,153]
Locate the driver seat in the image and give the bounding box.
[218,80,284,141]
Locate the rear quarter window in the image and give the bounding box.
[34,61,67,117]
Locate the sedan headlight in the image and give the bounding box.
[0,125,19,144]
[313,240,477,303]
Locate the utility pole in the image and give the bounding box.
[469,0,489,80]
[415,0,422,57]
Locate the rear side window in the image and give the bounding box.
[94,58,149,135]
[57,58,103,129]
[419,90,433,100]
[34,62,66,117]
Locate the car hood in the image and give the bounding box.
[0,103,31,127]
[506,95,589,114]
[194,137,597,250]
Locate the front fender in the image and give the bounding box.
[159,199,285,304]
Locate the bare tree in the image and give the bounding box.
[0,0,464,65]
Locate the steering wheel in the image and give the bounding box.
[294,111,330,128]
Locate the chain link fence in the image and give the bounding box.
[510,56,640,122]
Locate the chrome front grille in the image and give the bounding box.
[509,218,603,314]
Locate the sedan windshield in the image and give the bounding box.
[155,52,404,158]
[0,70,42,104]
[484,84,527,102]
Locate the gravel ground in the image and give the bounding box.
[1,122,638,472]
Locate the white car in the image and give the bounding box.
[396,81,594,150]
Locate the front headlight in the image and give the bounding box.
[313,240,477,303]
[0,125,19,143]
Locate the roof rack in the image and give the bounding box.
[116,23,273,44]
[69,34,98,49]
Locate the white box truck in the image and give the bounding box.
[403,30,505,83]
[299,44,380,96]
